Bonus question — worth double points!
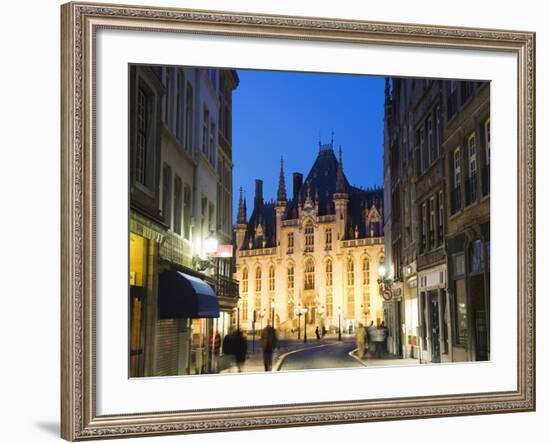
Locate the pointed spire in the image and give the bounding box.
[336,145,347,194]
[237,187,244,224]
[277,156,287,202]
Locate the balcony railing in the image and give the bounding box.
[318,215,336,223]
[451,186,461,215]
[341,237,383,248]
[239,247,276,257]
[465,174,477,206]
[214,274,239,299]
[481,164,490,196]
[282,219,299,227]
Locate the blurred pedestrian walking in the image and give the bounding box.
[355,322,367,359]
[260,324,278,371]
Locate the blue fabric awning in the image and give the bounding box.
[158,271,220,319]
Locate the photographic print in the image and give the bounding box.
[62,4,534,439]
[129,65,490,377]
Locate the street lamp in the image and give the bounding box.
[296,305,302,339]
[302,307,308,343]
[236,298,241,330]
[204,234,219,255]
[338,306,342,341]
[271,299,275,328]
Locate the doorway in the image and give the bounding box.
[470,274,488,361]
[429,291,441,363]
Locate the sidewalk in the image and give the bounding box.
[220,337,345,373]
[349,348,420,367]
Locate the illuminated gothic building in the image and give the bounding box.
[234,142,385,335]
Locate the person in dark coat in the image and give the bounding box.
[315,326,321,340]
[232,329,248,372]
[260,325,278,371]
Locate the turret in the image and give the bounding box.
[277,157,287,203]
[275,158,288,256]
[235,187,248,251]
[254,179,264,211]
[334,146,349,241]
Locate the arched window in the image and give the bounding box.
[362,259,370,285]
[325,259,333,287]
[242,294,248,321]
[304,258,315,290]
[287,265,294,290]
[470,240,484,274]
[325,228,332,250]
[362,258,371,316]
[242,267,248,293]
[269,265,275,291]
[346,257,355,317]
[241,268,249,322]
[346,257,355,286]
[255,267,262,292]
[326,259,333,318]
[287,232,294,254]
[305,220,314,250]
[254,267,262,312]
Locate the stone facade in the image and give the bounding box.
[383,76,490,363]
[234,143,385,336]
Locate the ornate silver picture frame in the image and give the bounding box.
[61,2,535,440]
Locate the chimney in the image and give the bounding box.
[254,179,263,210]
[293,173,303,202]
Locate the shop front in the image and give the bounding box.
[157,269,221,375]
[418,264,449,364]
[447,226,490,363]
[403,261,419,359]
[383,283,403,357]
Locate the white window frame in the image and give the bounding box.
[468,133,477,179]
[453,147,461,188]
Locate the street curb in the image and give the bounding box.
[348,348,368,367]
[274,343,339,371]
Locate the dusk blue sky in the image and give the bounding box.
[232,69,385,221]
